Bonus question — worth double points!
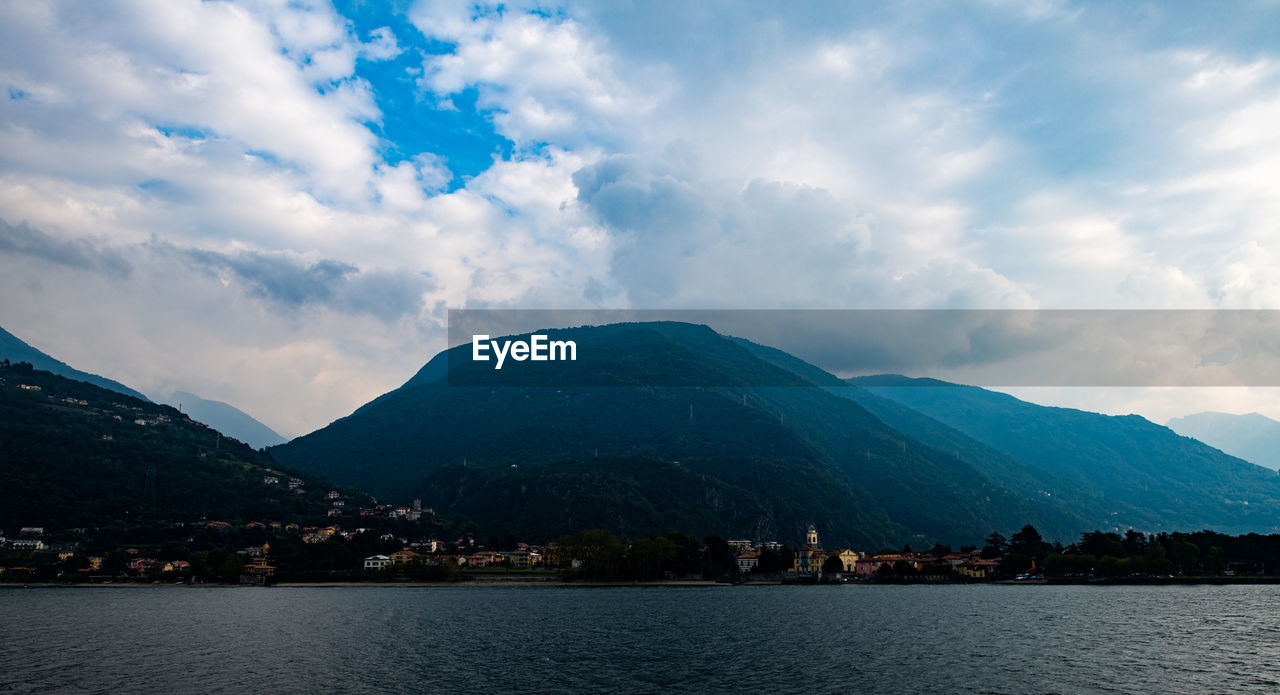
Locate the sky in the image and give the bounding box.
[3,0,1280,437]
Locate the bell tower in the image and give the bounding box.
[806,525,819,548]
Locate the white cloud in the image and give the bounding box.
[5,0,1280,432]
[411,0,667,148]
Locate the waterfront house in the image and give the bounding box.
[958,559,1001,579]
[364,555,390,571]
[10,539,45,551]
[389,550,422,565]
[506,550,535,569]
[942,552,981,570]
[735,551,760,574]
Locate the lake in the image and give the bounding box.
[2,583,1278,694]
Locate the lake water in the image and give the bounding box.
[2,583,1279,694]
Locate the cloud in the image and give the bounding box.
[0,219,132,276]
[5,0,1280,433]
[157,242,435,323]
[571,153,1030,310]
[410,0,667,148]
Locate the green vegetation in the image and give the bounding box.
[1043,529,1240,579]
[852,375,1280,535]
[0,516,469,583]
[271,322,1078,548]
[0,361,363,529]
[0,325,149,401]
[550,529,737,581]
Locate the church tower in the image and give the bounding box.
[806,525,819,548]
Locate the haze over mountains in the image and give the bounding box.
[10,318,1280,548]
[0,324,285,450]
[1166,412,1280,472]
[271,322,1077,548]
[847,376,1280,536]
[270,321,1280,547]
[0,325,149,402]
[158,391,287,450]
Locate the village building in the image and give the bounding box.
[792,525,826,576]
[831,548,861,572]
[389,549,422,565]
[726,539,753,553]
[10,539,45,551]
[958,559,1001,579]
[506,549,537,569]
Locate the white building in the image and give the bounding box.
[364,555,390,571]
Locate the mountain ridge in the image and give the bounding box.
[270,322,1081,547]
[0,325,149,401]
[160,390,287,450]
[0,361,360,529]
[850,375,1280,535]
[1166,411,1280,472]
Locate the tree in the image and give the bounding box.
[1171,541,1200,575]
[552,529,626,579]
[892,560,918,577]
[1078,531,1124,559]
[981,531,1007,559]
[218,554,244,583]
[626,536,677,580]
[757,546,783,572]
[1205,546,1225,575]
[1121,529,1147,555]
[1008,525,1046,556]
[822,555,844,576]
[1000,554,1033,576]
[702,535,736,579]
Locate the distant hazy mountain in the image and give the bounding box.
[1167,412,1280,471]
[271,322,1084,547]
[161,391,287,449]
[849,375,1280,535]
[0,325,149,401]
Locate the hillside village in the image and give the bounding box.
[0,514,1005,584]
[0,362,1265,585]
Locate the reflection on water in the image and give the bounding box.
[3,584,1279,694]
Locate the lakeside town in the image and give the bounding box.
[2,492,1270,585]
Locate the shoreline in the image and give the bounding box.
[6,576,1280,588]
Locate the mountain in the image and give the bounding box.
[0,326,284,449]
[270,322,1080,548]
[727,340,1141,534]
[160,391,287,449]
[0,325,149,401]
[1167,412,1280,471]
[0,361,362,530]
[849,375,1280,535]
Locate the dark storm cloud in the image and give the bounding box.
[157,242,433,322]
[0,219,133,276]
[447,309,1280,387]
